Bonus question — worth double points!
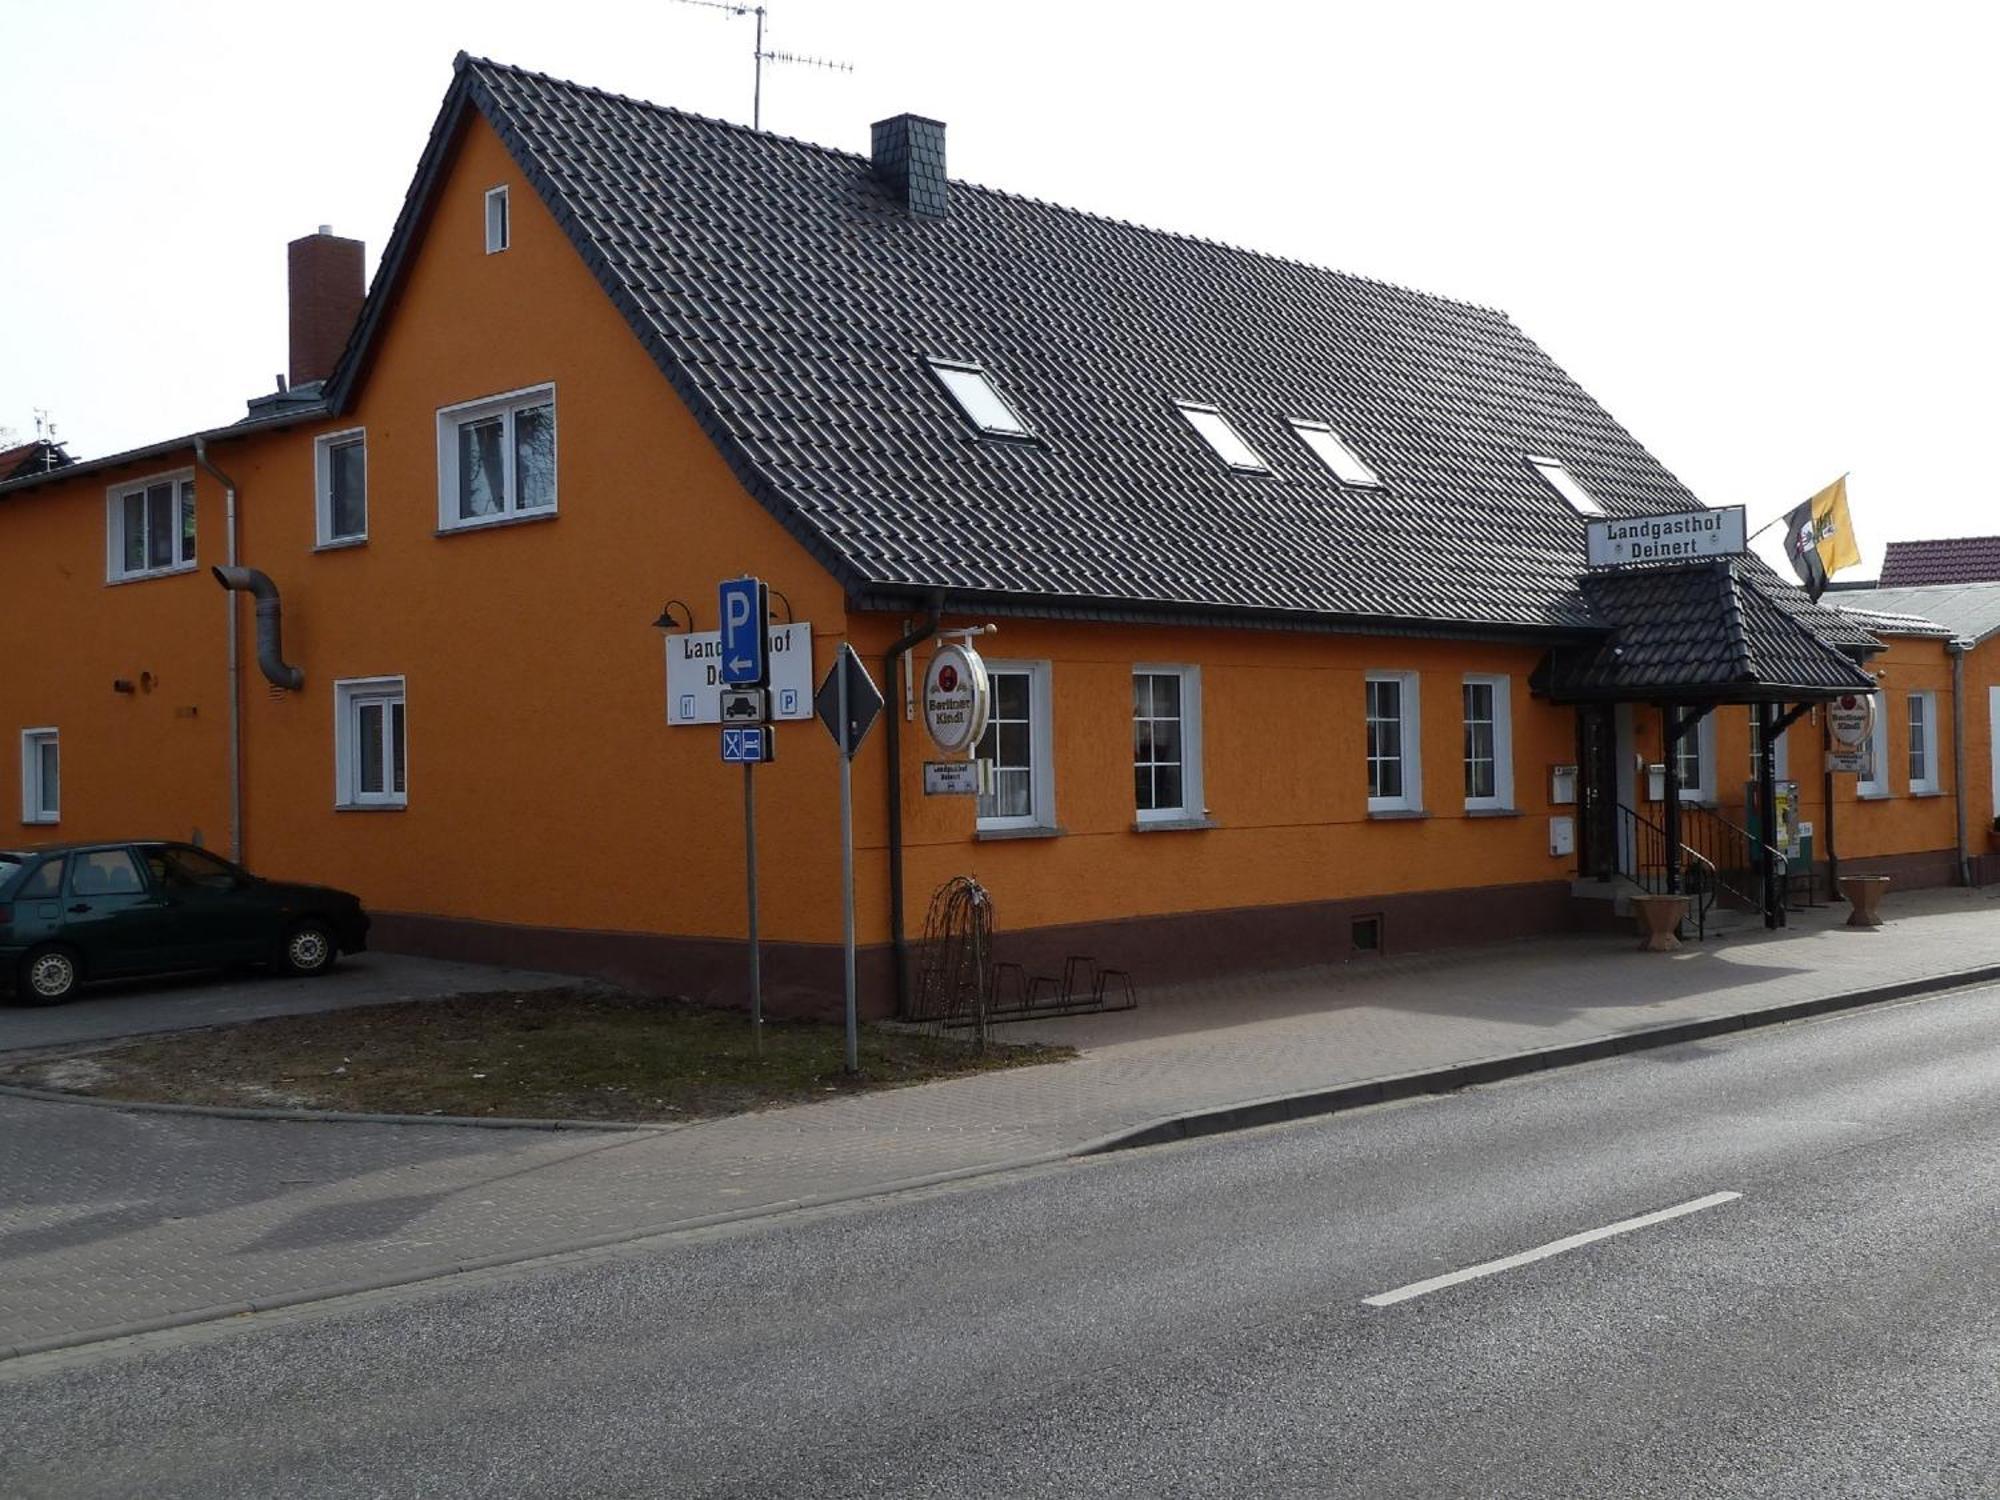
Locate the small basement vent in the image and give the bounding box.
[1350,914,1383,956]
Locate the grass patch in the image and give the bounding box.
[0,988,1072,1122]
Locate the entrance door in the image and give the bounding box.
[1576,705,1621,879]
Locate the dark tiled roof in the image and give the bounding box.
[322,55,1874,661]
[1537,561,1878,702]
[1878,536,2000,587]
[436,57,1727,634]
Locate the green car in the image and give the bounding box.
[0,841,369,1005]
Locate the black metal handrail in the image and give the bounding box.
[1675,802,1788,915]
[1612,802,1719,938]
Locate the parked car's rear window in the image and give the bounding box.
[17,858,64,901]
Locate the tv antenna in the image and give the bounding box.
[669,1,854,130]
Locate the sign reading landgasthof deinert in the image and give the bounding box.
[1586,506,1747,568]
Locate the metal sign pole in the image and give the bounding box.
[839,658,858,1074]
[745,759,762,1054]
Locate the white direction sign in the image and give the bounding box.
[924,761,982,797]
[1587,506,1747,568]
[667,623,814,725]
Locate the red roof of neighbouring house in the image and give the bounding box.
[1878,536,2000,587]
[0,440,73,481]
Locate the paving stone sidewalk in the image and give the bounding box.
[3,887,1997,1356]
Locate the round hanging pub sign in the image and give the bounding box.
[923,642,990,754]
[1827,692,1874,751]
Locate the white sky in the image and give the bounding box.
[4,0,1994,580]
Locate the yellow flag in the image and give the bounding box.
[1809,475,1861,575]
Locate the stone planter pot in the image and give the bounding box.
[1839,874,1891,928]
[1629,893,1690,952]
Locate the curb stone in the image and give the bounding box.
[0,1083,677,1133]
[1082,961,2000,1153]
[3,959,1994,1365]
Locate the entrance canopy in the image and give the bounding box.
[1532,559,1879,705]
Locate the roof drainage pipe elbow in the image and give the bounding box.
[212,566,305,691]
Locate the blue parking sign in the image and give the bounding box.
[718,576,769,687]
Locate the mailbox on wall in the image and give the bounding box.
[1549,764,1577,805]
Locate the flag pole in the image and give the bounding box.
[1745,472,1851,546]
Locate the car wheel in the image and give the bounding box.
[17,946,82,1006]
[280,921,338,978]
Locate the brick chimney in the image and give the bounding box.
[287,227,365,388]
[870,115,948,219]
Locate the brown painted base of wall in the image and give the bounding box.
[983,880,1582,991]
[1828,848,1962,892]
[372,878,1582,1020]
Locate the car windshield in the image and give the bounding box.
[0,854,25,897]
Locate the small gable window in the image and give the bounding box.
[1290,419,1381,487]
[1528,454,1606,517]
[485,186,510,254]
[1175,402,1269,473]
[927,360,1032,438]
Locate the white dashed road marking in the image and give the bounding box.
[1363,1191,1743,1307]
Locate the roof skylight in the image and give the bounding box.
[1527,455,1606,517]
[1175,402,1269,473]
[928,359,1033,438]
[1289,419,1381,488]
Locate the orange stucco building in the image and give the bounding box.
[3,57,1987,1015]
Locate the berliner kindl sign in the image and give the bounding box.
[922,643,990,754]
[1587,506,1746,567]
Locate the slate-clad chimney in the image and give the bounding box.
[871,114,948,219]
[287,226,365,388]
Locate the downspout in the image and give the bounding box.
[193,438,242,861]
[884,594,946,1018]
[1950,639,1970,885]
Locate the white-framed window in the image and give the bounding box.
[437,384,556,530]
[106,469,196,580]
[485,185,510,253]
[1461,675,1514,811]
[927,359,1033,438]
[1365,672,1422,814]
[1674,710,1717,803]
[1174,402,1270,473]
[1907,691,1939,794]
[1527,454,1606,517]
[976,661,1054,831]
[1858,691,1890,797]
[314,428,368,545]
[1288,418,1381,487]
[1133,665,1204,822]
[334,677,407,809]
[20,728,58,825]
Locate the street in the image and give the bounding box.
[4,985,1995,1499]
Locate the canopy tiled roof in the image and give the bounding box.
[1878,536,2000,588]
[300,55,1865,667]
[1535,562,1877,703]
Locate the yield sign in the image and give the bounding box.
[815,645,884,758]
